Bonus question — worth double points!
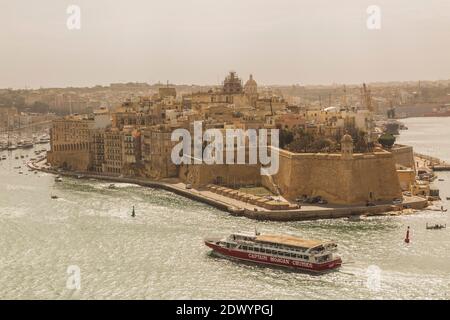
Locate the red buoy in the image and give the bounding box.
[404,226,410,243]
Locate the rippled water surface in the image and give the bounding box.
[1,118,449,299]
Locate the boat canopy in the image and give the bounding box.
[255,234,324,249]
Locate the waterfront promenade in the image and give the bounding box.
[28,157,429,221]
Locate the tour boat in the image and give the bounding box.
[205,232,342,273]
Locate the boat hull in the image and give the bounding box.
[205,240,341,273]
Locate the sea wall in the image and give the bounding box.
[179,163,261,187]
[46,150,90,171]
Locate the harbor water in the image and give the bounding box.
[0,117,449,299]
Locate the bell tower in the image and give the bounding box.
[341,134,354,160]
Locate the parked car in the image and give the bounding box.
[186,184,192,189]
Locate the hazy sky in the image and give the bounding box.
[1,0,450,88]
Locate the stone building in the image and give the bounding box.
[47,115,94,171]
[158,87,176,99]
[142,124,179,179]
[121,126,142,176]
[90,129,105,173]
[103,129,123,174]
[267,147,402,205]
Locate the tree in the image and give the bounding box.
[378,133,396,148]
[279,128,294,149]
[287,128,314,152]
[311,137,334,152]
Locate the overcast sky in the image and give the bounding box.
[1,0,450,88]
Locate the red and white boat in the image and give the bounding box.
[205,232,342,273]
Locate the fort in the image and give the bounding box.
[267,148,401,205]
[42,72,430,219]
[179,134,403,206]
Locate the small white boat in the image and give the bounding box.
[55,176,63,182]
[346,214,366,222]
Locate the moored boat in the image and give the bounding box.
[21,140,34,149]
[426,223,446,230]
[205,232,341,273]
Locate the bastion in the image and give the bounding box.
[267,148,402,205]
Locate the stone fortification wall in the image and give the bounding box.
[267,150,402,205]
